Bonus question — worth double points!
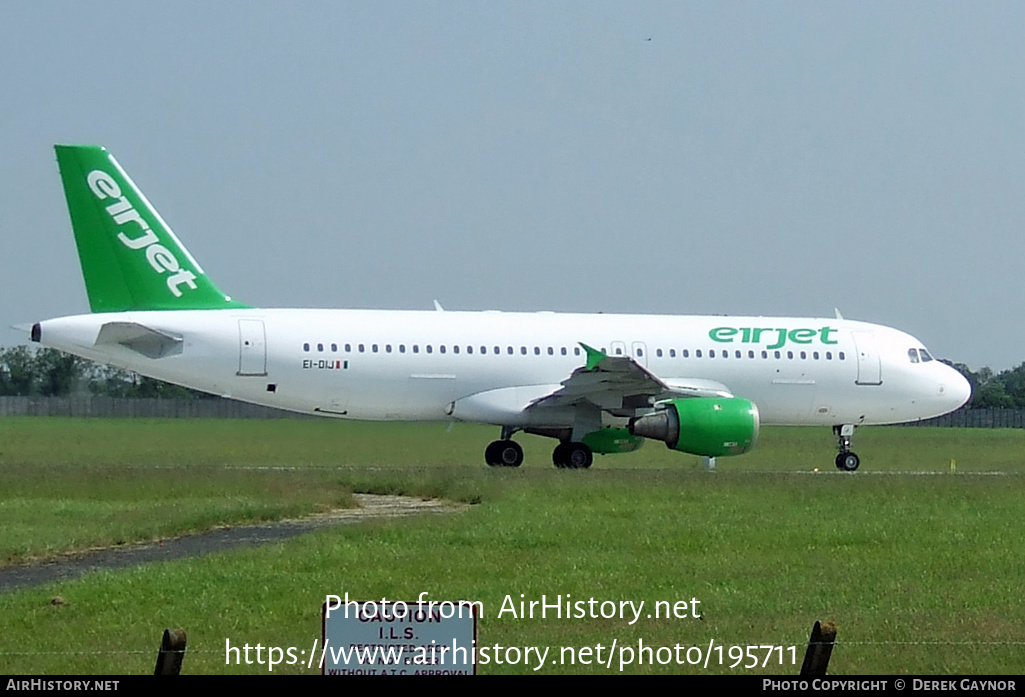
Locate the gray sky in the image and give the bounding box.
[2,2,1022,370]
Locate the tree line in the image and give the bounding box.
[3,344,1025,408]
[0,346,209,399]
[946,362,1025,409]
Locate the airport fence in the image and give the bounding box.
[901,407,1025,429]
[0,397,1022,428]
[0,395,304,419]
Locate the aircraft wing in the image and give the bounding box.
[526,343,733,416]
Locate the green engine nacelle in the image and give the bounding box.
[628,398,760,457]
[581,427,644,455]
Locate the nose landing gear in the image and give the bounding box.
[833,424,860,471]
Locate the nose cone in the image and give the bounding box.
[946,369,972,411]
[934,364,972,415]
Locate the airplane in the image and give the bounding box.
[29,145,972,471]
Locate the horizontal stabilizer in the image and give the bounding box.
[95,321,183,359]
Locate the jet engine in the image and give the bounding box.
[628,398,760,457]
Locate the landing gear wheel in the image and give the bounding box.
[835,451,860,472]
[552,442,592,469]
[486,440,523,467]
[565,442,593,469]
[561,440,594,467]
[553,442,570,468]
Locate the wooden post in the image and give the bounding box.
[154,628,187,675]
[799,620,836,676]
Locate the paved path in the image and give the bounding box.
[0,495,467,594]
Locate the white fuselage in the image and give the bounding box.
[36,308,971,429]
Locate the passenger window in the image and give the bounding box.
[399,345,406,353]
[331,343,338,352]
[317,343,324,352]
[547,347,554,355]
[358,344,365,353]
[303,343,310,352]
[839,352,846,360]
[345,344,351,352]
[386,344,392,353]
[426,345,433,354]
[440,345,446,354]
[372,344,378,353]
[413,345,419,354]
[683,349,689,358]
[696,350,702,358]
[452,345,459,354]
[670,349,676,358]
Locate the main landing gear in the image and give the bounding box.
[485,439,524,467]
[484,428,594,469]
[485,426,524,467]
[833,424,860,471]
[552,441,593,469]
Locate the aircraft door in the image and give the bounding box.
[852,330,882,385]
[238,319,267,376]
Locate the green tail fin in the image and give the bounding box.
[54,145,247,312]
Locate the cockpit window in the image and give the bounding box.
[908,348,920,364]
[919,348,933,362]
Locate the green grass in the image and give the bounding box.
[0,418,1023,674]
